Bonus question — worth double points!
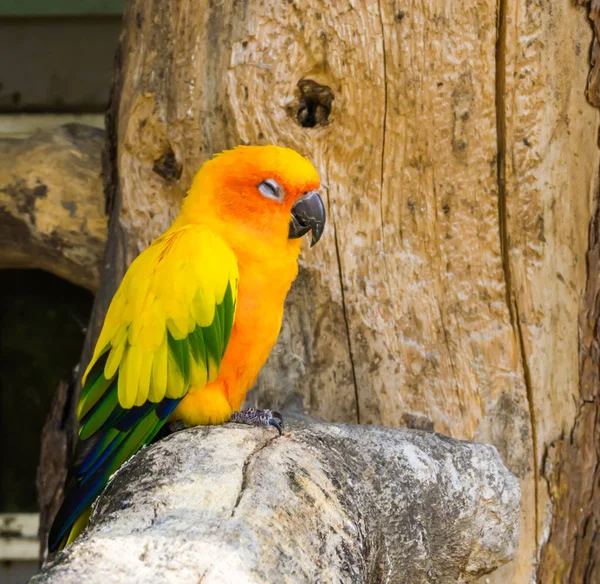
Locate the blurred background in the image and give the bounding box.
[0,2,122,581]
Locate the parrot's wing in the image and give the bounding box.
[48,225,238,552]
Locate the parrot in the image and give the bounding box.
[47,145,325,553]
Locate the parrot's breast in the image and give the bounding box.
[174,238,302,425]
[221,247,300,410]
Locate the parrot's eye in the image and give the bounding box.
[257,178,285,202]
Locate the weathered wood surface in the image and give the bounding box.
[499,1,599,581]
[0,124,107,290]
[33,420,521,584]
[36,381,71,563]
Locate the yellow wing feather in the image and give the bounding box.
[83,226,238,409]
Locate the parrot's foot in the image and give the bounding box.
[230,408,284,435]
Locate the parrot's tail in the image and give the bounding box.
[47,393,183,553]
[53,507,92,552]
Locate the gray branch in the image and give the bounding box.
[33,419,520,584]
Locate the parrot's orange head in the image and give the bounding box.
[182,145,325,248]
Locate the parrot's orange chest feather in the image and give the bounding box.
[172,231,302,425]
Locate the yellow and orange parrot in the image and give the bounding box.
[48,145,325,552]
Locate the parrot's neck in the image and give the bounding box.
[172,195,303,268]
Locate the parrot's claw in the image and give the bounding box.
[230,408,284,436]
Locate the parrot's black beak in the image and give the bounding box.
[289,190,326,247]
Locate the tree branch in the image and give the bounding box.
[0,124,107,291]
[34,419,520,583]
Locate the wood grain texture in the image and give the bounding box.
[0,124,107,290]
[533,3,600,581]
[501,1,599,581]
[537,199,600,584]
[84,0,599,580]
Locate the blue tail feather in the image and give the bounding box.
[48,397,182,553]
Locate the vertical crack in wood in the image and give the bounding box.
[333,219,360,424]
[495,0,539,552]
[377,0,388,256]
[230,435,278,518]
[374,0,404,428]
[515,299,539,548]
[495,0,512,326]
[328,172,360,423]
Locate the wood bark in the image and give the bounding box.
[33,420,520,583]
[31,0,599,581]
[0,124,107,291]
[36,381,71,563]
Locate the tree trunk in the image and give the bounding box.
[39,0,600,581]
